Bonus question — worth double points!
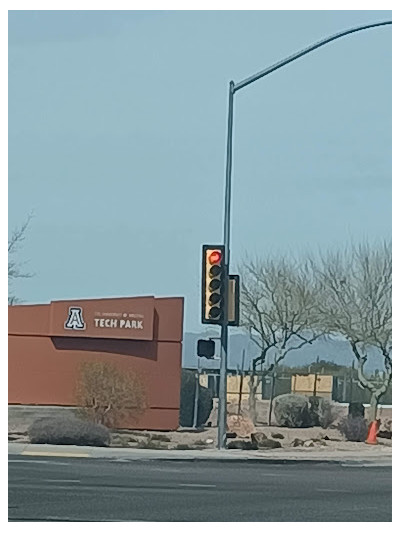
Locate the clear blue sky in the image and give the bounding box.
[8,10,392,333]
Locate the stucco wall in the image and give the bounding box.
[8,296,183,430]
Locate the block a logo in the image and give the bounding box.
[64,306,86,330]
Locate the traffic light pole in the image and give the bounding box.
[217,81,235,450]
[217,20,391,451]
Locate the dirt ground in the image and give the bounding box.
[8,400,392,451]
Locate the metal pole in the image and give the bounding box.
[234,21,392,92]
[193,360,200,428]
[218,80,235,450]
[268,355,277,426]
[238,349,246,415]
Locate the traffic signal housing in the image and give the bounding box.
[228,274,240,326]
[197,339,215,359]
[201,245,225,325]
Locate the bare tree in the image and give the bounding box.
[240,256,323,421]
[8,214,34,304]
[313,242,392,423]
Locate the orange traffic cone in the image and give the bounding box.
[365,420,380,445]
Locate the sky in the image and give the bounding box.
[8,10,392,333]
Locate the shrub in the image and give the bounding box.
[28,416,110,447]
[308,396,338,429]
[274,394,312,428]
[348,402,365,419]
[179,369,213,427]
[75,361,147,428]
[338,416,368,442]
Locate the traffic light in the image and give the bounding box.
[201,245,226,325]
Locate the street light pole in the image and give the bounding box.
[217,81,235,450]
[217,20,391,450]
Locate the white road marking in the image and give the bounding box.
[179,483,216,488]
[8,459,71,465]
[21,451,89,458]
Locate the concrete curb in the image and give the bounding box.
[8,442,392,466]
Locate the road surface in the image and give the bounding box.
[8,455,391,521]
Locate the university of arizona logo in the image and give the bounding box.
[64,307,86,330]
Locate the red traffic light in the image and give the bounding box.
[209,250,222,265]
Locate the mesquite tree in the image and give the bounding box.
[313,242,392,422]
[8,214,34,305]
[240,256,323,421]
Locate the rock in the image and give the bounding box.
[226,432,237,439]
[304,440,315,447]
[227,440,257,450]
[291,438,304,447]
[322,435,330,440]
[377,430,392,439]
[8,434,28,442]
[227,415,255,438]
[251,432,282,449]
[205,438,214,444]
[271,432,285,439]
[251,432,268,445]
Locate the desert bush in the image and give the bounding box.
[348,402,365,419]
[274,394,312,428]
[75,361,146,428]
[308,396,338,429]
[338,416,368,442]
[28,416,110,447]
[179,369,213,427]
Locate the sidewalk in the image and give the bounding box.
[8,442,392,465]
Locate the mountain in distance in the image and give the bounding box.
[182,331,384,373]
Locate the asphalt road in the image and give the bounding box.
[8,455,391,522]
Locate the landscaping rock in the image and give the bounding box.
[291,438,304,447]
[251,432,282,449]
[271,432,285,439]
[251,432,268,445]
[304,440,315,447]
[227,439,257,450]
[150,434,171,442]
[205,438,214,444]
